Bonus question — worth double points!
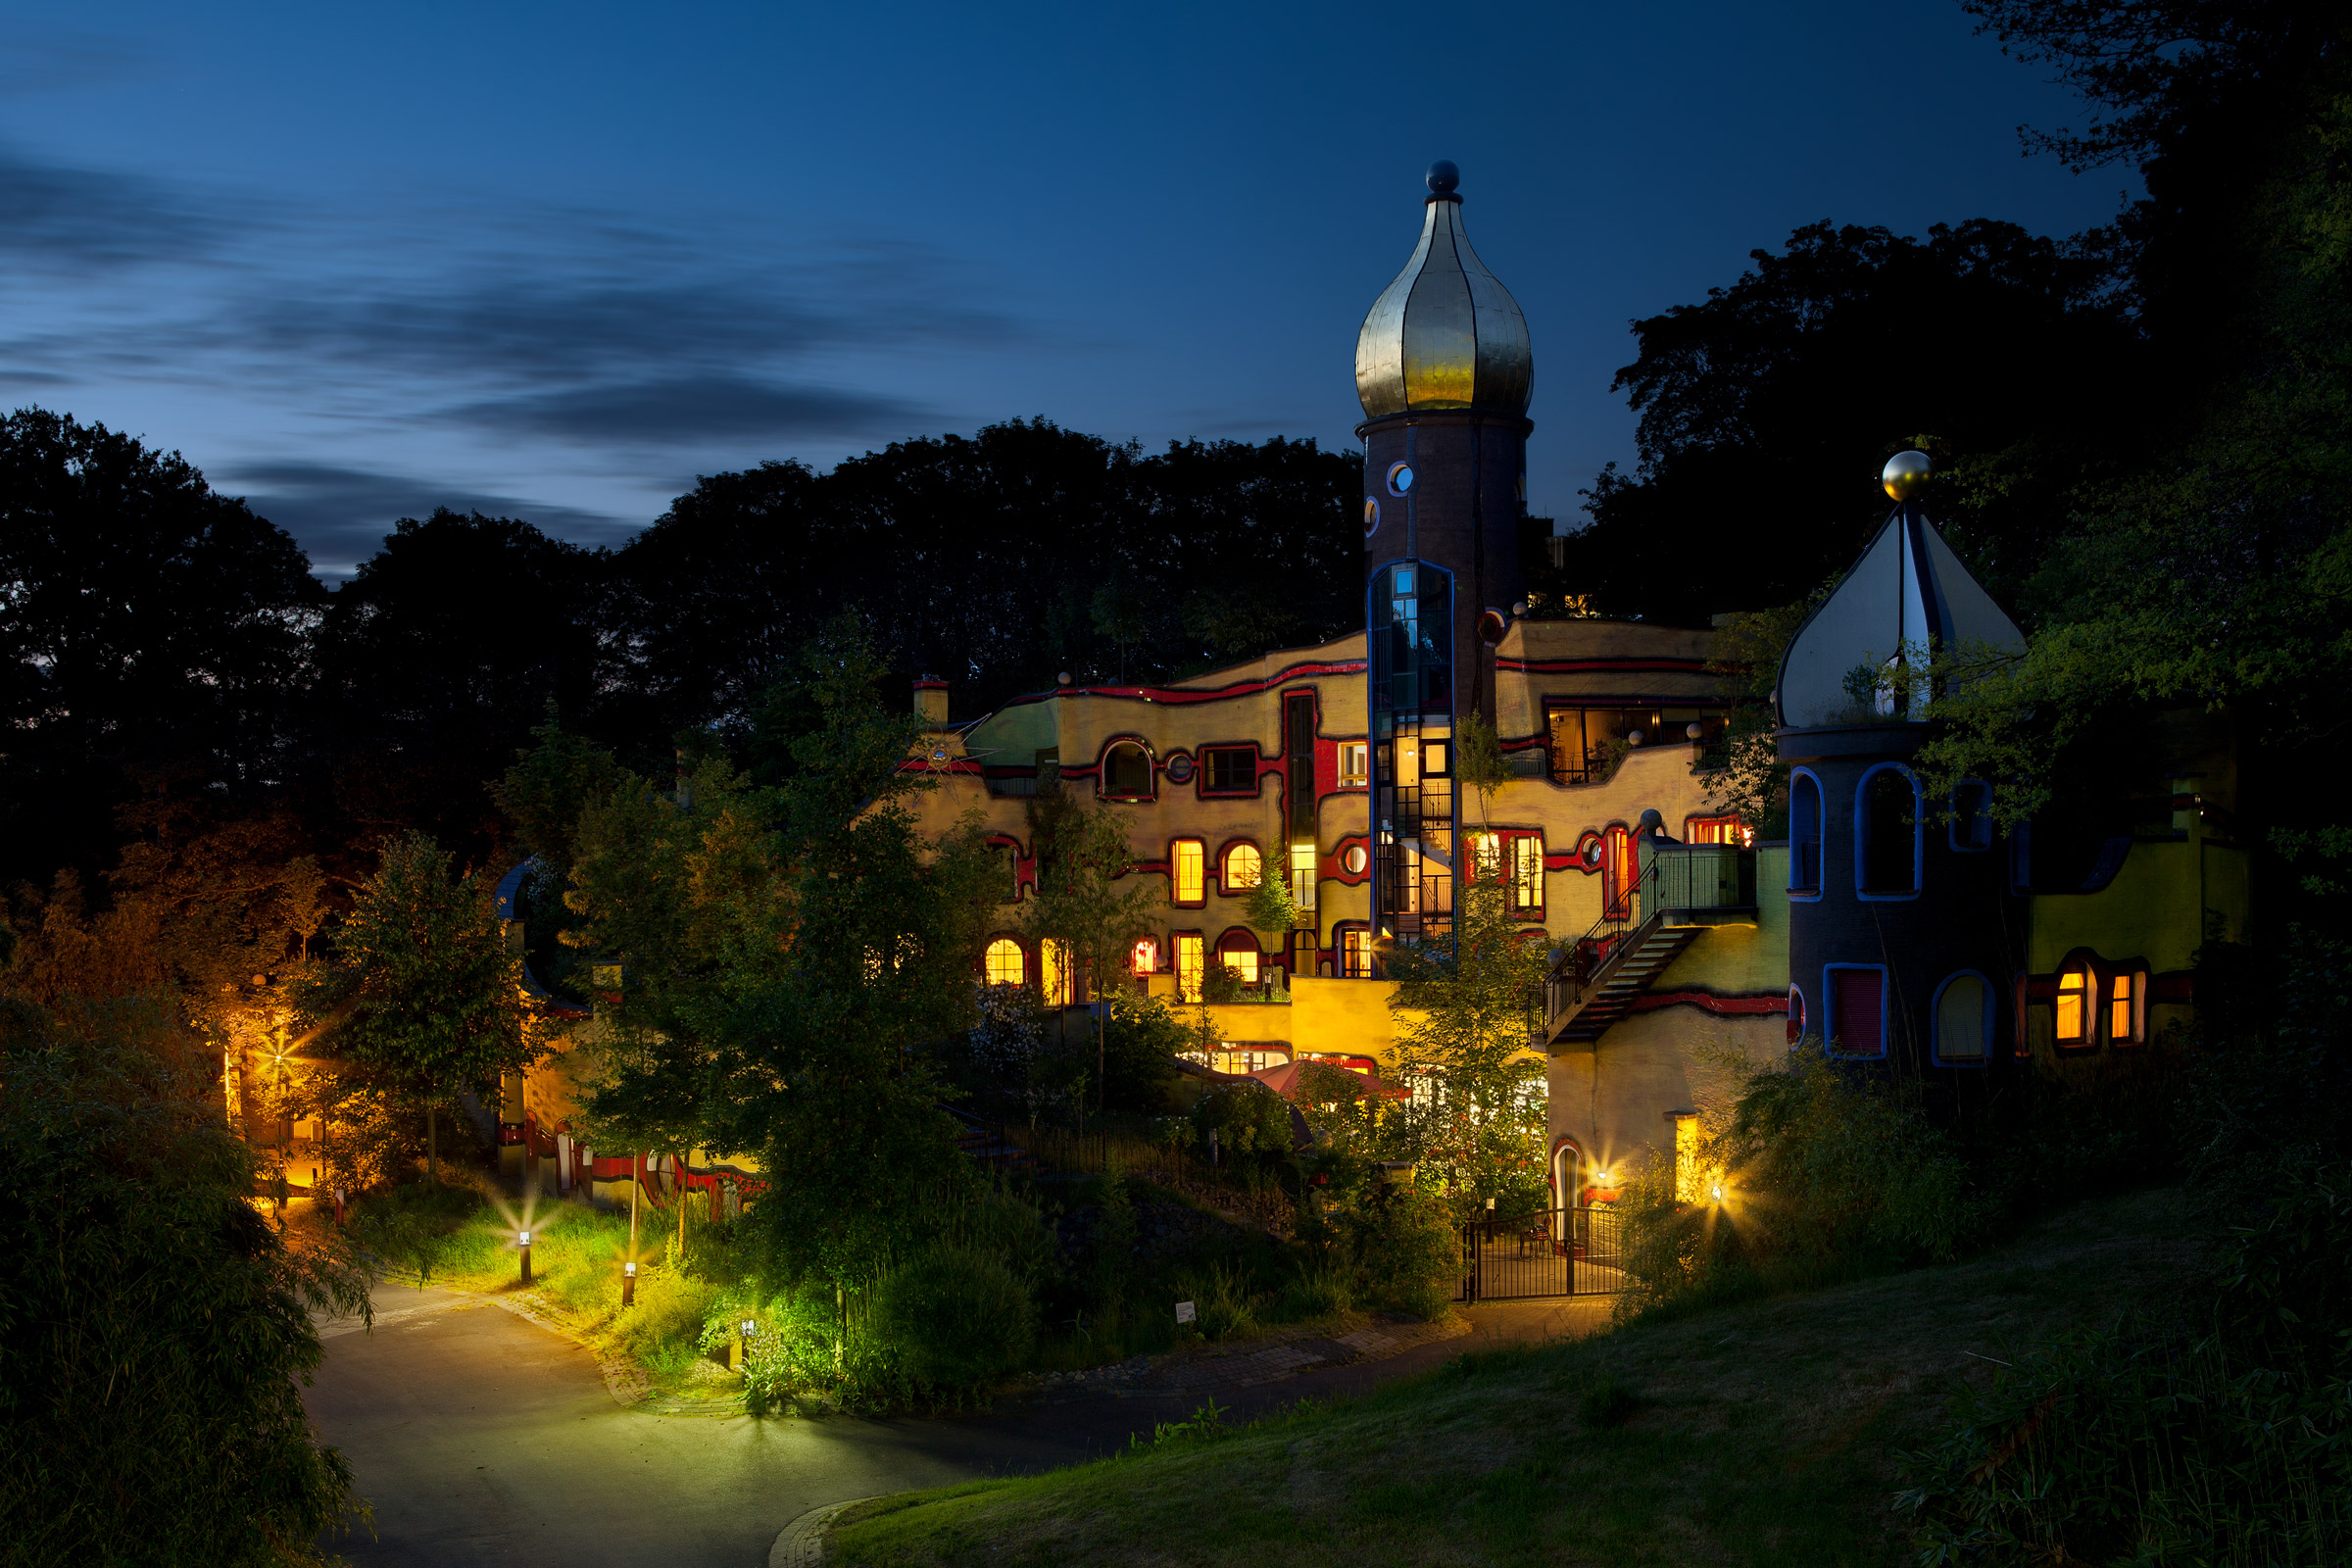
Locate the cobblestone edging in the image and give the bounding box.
[1022,1312,1473,1400]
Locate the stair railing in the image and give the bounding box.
[1541,857,1662,1037]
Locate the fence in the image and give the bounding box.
[1453,1205,1626,1301]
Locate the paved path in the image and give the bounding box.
[304,1284,1611,1567]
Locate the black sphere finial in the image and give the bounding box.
[1426,160,1459,195]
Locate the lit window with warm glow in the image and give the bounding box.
[1338,742,1368,788]
[1510,835,1543,911]
[1174,933,1204,1002]
[1673,1114,1700,1202]
[2055,965,2089,1042]
[1290,841,1317,908]
[1217,932,1260,985]
[1685,815,1744,845]
[1341,928,1373,978]
[2109,972,2140,1044]
[1222,842,1262,892]
[1465,831,1502,882]
[1131,936,1159,975]
[983,939,1025,987]
[1171,839,1204,905]
[1041,940,1073,1006]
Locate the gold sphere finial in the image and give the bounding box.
[1882,450,1933,502]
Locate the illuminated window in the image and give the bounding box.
[1602,824,1638,919]
[1131,936,1160,975]
[1216,930,1260,985]
[1102,742,1153,799]
[1510,835,1544,911]
[983,939,1025,987]
[2109,971,2141,1044]
[1202,747,1255,793]
[1041,940,1073,1006]
[1685,815,1745,846]
[2055,964,2089,1043]
[1464,831,1503,882]
[1338,742,1368,788]
[1935,972,1988,1062]
[1221,842,1262,892]
[1171,839,1204,905]
[1673,1114,1700,1202]
[1174,933,1204,1002]
[1340,927,1373,978]
[1290,841,1317,908]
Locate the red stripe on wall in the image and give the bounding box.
[1624,991,1790,1017]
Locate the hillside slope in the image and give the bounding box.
[827,1187,2186,1568]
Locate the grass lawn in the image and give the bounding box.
[828,1186,2189,1568]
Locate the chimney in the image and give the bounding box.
[914,677,949,728]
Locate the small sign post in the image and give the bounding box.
[1175,1300,1197,1325]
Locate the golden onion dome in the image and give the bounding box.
[1354,161,1532,420]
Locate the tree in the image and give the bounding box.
[0,408,321,891]
[561,620,1002,1285]
[1019,786,1160,1111]
[299,832,538,1185]
[1453,708,1512,827]
[0,995,369,1565]
[1383,884,1550,1212]
[1544,220,2141,622]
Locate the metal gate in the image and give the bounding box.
[1453,1205,1624,1301]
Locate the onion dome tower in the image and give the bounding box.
[1775,452,2028,1087]
[1357,160,1532,953]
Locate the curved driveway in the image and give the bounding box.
[304,1284,1599,1567]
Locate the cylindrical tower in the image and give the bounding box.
[1356,160,1532,954]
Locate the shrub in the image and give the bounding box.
[1170,1260,1266,1342]
[1336,1185,1458,1319]
[1186,1079,1296,1186]
[613,1265,715,1379]
[869,1246,1037,1388]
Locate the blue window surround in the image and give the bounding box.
[1950,780,1994,852]
[1822,963,1888,1059]
[1788,767,1825,902]
[1930,969,1994,1067]
[1786,982,1808,1050]
[1854,761,1924,902]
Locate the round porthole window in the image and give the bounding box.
[1343,844,1368,875]
[1386,462,1415,497]
[1362,497,1380,537]
[1582,838,1604,867]
[1165,754,1194,784]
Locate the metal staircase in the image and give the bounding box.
[1543,916,1704,1047]
[1538,842,1758,1051]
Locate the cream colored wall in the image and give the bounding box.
[1547,1010,1784,1183]
[1481,742,1732,940]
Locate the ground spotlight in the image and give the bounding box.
[517,1229,532,1286]
[622,1259,636,1306]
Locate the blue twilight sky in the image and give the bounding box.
[0,2,2132,576]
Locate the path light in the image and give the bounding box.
[517,1230,532,1286]
[1710,1184,1728,1204]
[622,1259,636,1307]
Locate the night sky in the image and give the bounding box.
[0,3,2132,575]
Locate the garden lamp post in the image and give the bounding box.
[517,1230,532,1286]
[622,1260,636,1307]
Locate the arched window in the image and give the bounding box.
[1789,772,1822,893]
[1221,842,1262,893]
[1101,741,1153,800]
[1787,984,1806,1045]
[1601,824,1638,919]
[1130,935,1160,976]
[1934,972,1990,1063]
[2054,960,2092,1044]
[1216,929,1260,986]
[1858,765,1921,896]
[983,939,1025,987]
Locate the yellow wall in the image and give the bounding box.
[1548,1010,1782,1187]
[2029,834,2250,974]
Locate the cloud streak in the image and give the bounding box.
[223,458,641,577]
[0,146,227,269]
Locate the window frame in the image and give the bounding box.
[1931,969,1994,1067]
[1787,983,1807,1046]
[1823,963,1889,1059]
[1169,838,1205,906]
[1219,839,1263,896]
[2054,958,2094,1047]
[1130,935,1160,976]
[1337,741,1369,790]
[1099,739,1156,802]
[1854,761,1924,901]
[2106,963,2148,1046]
[1214,927,1261,986]
[982,936,1027,988]
[1509,833,1544,913]
[1338,924,1374,979]
[1949,779,1995,852]
[1684,814,1745,846]
[1788,767,1824,898]
[1199,745,1259,798]
[1172,931,1205,1002]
